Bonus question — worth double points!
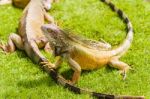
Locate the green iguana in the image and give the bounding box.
[0,0,58,9]
[41,0,144,98]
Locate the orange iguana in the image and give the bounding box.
[42,0,133,84]
[41,23,144,98]
[41,0,144,98]
[0,0,58,9]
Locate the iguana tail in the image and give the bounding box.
[101,0,133,57]
[40,62,144,99]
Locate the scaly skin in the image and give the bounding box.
[0,0,58,9]
[41,0,144,98]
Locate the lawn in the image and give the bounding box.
[0,0,150,98]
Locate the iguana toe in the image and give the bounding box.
[119,69,128,80]
[0,42,7,54]
[0,45,9,53]
[0,50,7,54]
[40,61,56,69]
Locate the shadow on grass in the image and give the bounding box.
[15,51,58,89]
[60,65,116,79]
[17,60,117,89]
[17,76,56,89]
[60,69,73,80]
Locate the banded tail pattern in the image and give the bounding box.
[47,69,144,99]
[101,0,133,57]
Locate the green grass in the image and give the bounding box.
[0,0,150,98]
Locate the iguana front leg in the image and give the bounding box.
[66,55,81,84]
[24,40,55,69]
[0,33,24,53]
[34,37,52,53]
[44,42,52,53]
[44,54,81,84]
[108,58,131,80]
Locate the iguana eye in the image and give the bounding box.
[47,28,54,33]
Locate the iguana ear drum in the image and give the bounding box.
[54,46,61,56]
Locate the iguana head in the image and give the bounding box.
[41,24,70,56]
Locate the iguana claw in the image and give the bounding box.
[0,50,7,54]
[122,71,126,80]
[119,69,128,80]
[0,40,7,54]
[119,66,132,80]
[40,61,56,69]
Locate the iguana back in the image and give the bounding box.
[19,0,45,41]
